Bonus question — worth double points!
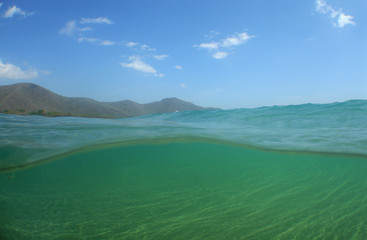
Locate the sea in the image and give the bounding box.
[1,100,367,240]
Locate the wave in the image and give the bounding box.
[1,99,367,171]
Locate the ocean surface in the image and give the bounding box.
[1,100,367,239]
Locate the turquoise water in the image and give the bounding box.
[1,100,367,239]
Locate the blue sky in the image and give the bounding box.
[0,0,366,109]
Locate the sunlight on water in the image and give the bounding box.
[1,140,367,239]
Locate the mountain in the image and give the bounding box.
[0,83,217,118]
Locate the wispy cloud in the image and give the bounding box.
[99,40,115,46]
[120,56,163,77]
[222,33,252,47]
[80,17,113,25]
[141,44,156,52]
[126,41,139,47]
[198,42,220,50]
[59,20,92,35]
[60,17,113,35]
[3,5,35,18]
[125,41,157,51]
[0,3,3,9]
[125,42,157,52]
[60,17,115,47]
[180,83,187,88]
[78,37,115,46]
[4,6,25,18]
[0,60,38,80]
[59,20,76,35]
[175,65,183,70]
[204,30,220,39]
[153,54,169,60]
[315,0,355,28]
[195,31,254,59]
[212,51,228,59]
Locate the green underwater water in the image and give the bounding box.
[1,140,367,240]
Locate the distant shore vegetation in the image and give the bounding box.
[0,109,74,117]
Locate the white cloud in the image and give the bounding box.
[153,54,169,60]
[222,32,252,48]
[338,13,355,28]
[180,83,187,88]
[60,20,93,35]
[212,51,228,59]
[196,32,253,50]
[120,56,163,77]
[79,26,93,32]
[60,17,113,35]
[141,44,149,50]
[315,0,355,28]
[4,6,25,18]
[0,60,38,79]
[125,42,157,51]
[126,42,139,47]
[0,3,3,9]
[60,18,115,47]
[198,42,220,50]
[78,37,97,43]
[99,40,115,46]
[78,37,115,46]
[195,31,254,59]
[175,65,183,70]
[80,17,113,25]
[316,0,328,14]
[3,5,34,18]
[141,44,156,51]
[59,20,77,35]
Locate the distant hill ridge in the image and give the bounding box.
[0,83,217,118]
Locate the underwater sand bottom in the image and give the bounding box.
[1,141,367,239]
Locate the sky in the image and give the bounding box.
[0,0,366,109]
